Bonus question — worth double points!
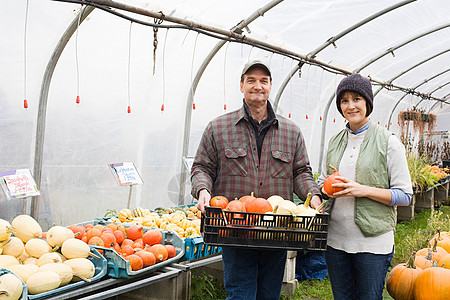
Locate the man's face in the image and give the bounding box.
[240,67,272,107]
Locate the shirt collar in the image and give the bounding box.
[241,99,277,125]
[346,120,370,135]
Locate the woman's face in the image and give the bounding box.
[340,91,370,131]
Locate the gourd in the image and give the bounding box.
[36,252,63,267]
[0,219,12,242]
[63,258,96,282]
[26,271,61,295]
[0,255,20,269]
[323,165,345,196]
[238,193,256,209]
[5,264,38,283]
[24,238,52,258]
[386,251,421,300]
[46,226,74,248]
[10,215,42,243]
[1,237,24,258]
[0,273,23,300]
[118,209,133,222]
[61,238,99,259]
[38,263,74,286]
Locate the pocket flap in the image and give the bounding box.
[271,150,291,163]
[225,147,247,158]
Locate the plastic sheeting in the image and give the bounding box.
[1,0,449,228]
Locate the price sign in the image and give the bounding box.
[0,169,40,200]
[108,162,143,186]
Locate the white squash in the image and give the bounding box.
[36,252,63,267]
[38,263,73,286]
[22,257,38,265]
[5,264,38,283]
[46,226,74,248]
[0,273,23,300]
[61,238,99,259]
[26,271,61,295]
[11,215,42,243]
[24,238,52,258]
[267,195,285,210]
[0,219,12,242]
[16,249,30,263]
[1,237,25,258]
[64,258,95,282]
[273,200,297,216]
[0,255,20,269]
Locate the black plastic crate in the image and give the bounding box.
[201,207,329,251]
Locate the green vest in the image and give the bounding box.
[324,122,396,237]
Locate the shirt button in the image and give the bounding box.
[350,155,353,158]
[259,182,263,186]
[253,148,256,151]
[256,165,259,168]
[353,146,356,149]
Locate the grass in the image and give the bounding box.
[192,206,450,300]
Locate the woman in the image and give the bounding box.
[318,74,413,300]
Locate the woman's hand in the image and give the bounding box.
[329,176,366,198]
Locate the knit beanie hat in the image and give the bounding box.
[336,73,373,116]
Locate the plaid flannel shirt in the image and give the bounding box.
[191,103,320,202]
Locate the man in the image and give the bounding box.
[191,60,321,299]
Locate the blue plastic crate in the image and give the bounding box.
[182,236,222,261]
[0,268,27,300]
[27,247,107,299]
[92,227,184,278]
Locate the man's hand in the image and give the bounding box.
[310,195,322,210]
[197,189,211,214]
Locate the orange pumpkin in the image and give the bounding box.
[210,196,229,209]
[121,238,134,249]
[125,254,143,271]
[69,225,86,240]
[224,199,246,220]
[113,230,125,245]
[148,244,168,263]
[126,225,143,241]
[386,252,422,300]
[439,253,450,269]
[414,251,434,270]
[239,192,256,209]
[165,244,177,259]
[417,240,447,264]
[135,249,156,267]
[245,197,272,214]
[323,165,345,195]
[100,232,117,248]
[413,263,450,300]
[430,231,450,253]
[142,229,162,246]
[122,245,135,256]
[86,228,102,242]
[88,236,105,247]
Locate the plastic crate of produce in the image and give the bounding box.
[182,236,222,261]
[201,207,329,251]
[92,228,184,278]
[27,247,107,299]
[0,268,28,300]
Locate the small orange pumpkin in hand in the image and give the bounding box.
[210,195,229,209]
[323,165,345,196]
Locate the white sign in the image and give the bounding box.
[108,162,143,186]
[0,169,40,200]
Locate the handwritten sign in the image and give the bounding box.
[108,162,143,186]
[0,169,40,200]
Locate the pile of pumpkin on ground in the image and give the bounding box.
[386,229,450,300]
[0,215,176,299]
